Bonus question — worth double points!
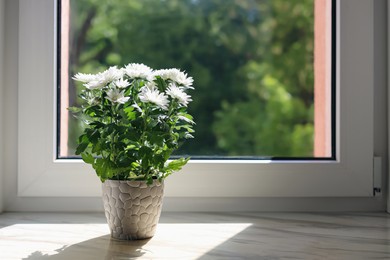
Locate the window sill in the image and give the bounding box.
[0,212,389,259]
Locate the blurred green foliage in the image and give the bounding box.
[67,0,315,157]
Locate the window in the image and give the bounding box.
[58,0,334,159]
[17,0,374,199]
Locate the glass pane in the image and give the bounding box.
[58,0,334,159]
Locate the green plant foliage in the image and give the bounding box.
[71,64,195,182]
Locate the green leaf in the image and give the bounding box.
[165,157,190,172]
[148,118,159,128]
[116,154,132,168]
[154,76,167,91]
[174,124,194,133]
[124,106,136,121]
[81,152,94,164]
[67,106,82,113]
[139,146,152,156]
[93,158,114,182]
[78,133,88,144]
[89,129,100,143]
[90,121,105,128]
[102,124,115,137]
[92,141,102,154]
[178,113,195,124]
[146,176,153,185]
[75,142,88,155]
[184,133,194,139]
[84,105,102,117]
[150,134,164,146]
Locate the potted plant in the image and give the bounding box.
[70,63,195,240]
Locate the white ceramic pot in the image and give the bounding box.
[102,180,164,240]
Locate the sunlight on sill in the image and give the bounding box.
[0,223,252,259]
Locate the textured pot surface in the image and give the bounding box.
[102,180,164,240]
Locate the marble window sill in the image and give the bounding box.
[0,212,389,259]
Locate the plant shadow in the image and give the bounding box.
[22,235,151,260]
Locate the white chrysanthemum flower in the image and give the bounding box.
[152,69,169,80]
[166,83,192,106]
[100,66,124,83]
[84,79,106,90]
[124,63,153,79]
[72,73,105,89]
[72,72,98,83]
[106,89,130,104]
[77,67,123,90]
[139,86,169,110]
[146,73,156,82]
[177,74,194,89]
[154,68,194,89]
[115,78,130,89]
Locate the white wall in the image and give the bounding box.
[3,0,18,212]
[0,0,5,213]
[374,0,389,212]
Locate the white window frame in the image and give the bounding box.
[18,0,374,198]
